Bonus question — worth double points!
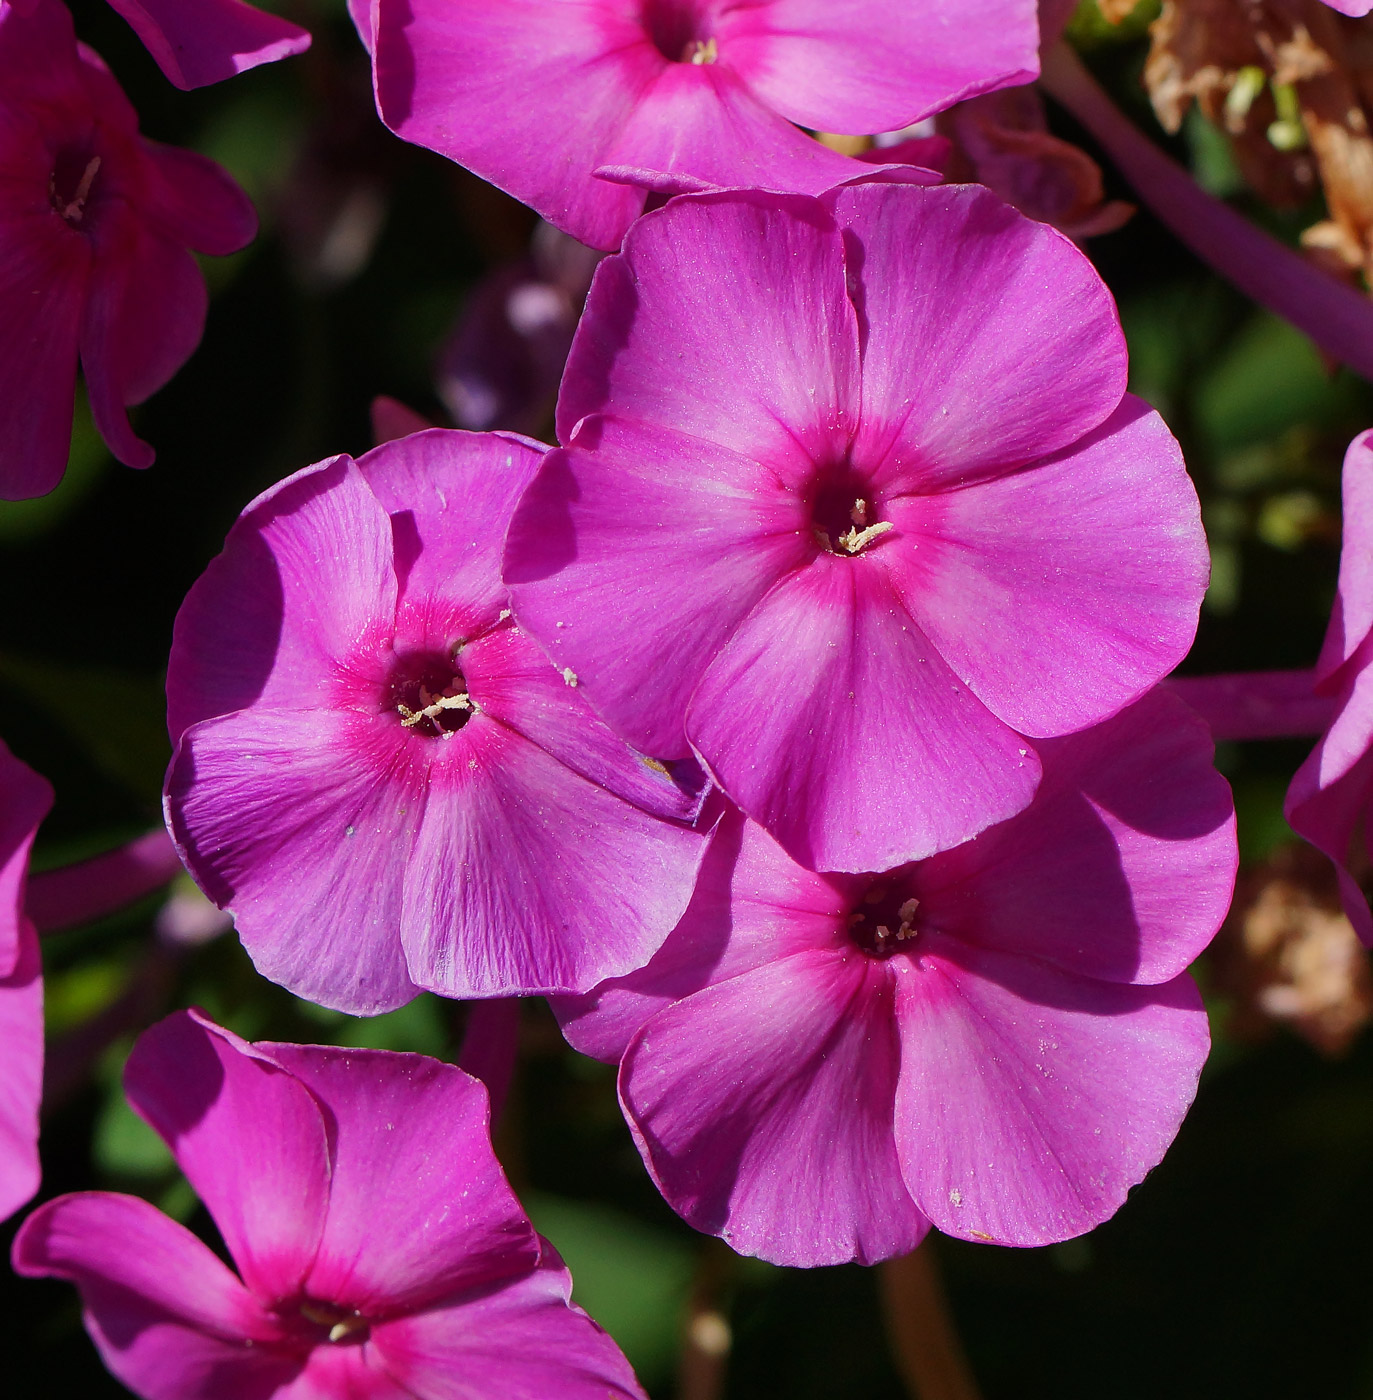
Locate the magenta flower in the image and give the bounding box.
[14,1010,647,1400]
[165,429,708,1013]
[556,689,1235,1264]
[504,183,1209,874]
[368,0,1040,249]
[0,742,52,1223]
[1286,431,1373,944]
[5,0,310,88]
[1322,0,1371,13]
[0,0,257,499]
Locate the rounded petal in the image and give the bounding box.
[882,397,1207,737]
[505,419,809,757]
[829,181,1128,489]
[915,687,1237,984]
[1316,430,1373,683]
[104,0,310,90]
[620,950,928,1266]
[13,1190,299,1400]
[0,921,43,1222]
[891,937,1210,1247]
[557,191,858,469]
[687,555,1041,871]
[123,1010,332,1301]
[0,742,53,975]
[373,1254,647,1400]
[165,708,423,1015]
[140,140,257,255]
[719,0,1039,134]
[271,1345,414,1400]
[263,1046,540,1316]
[166,455,398,738]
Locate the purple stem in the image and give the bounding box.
[1162,669,1333,740]
[457,998,521,1118]
[1040,41,1373,382]
[27,828,184,934]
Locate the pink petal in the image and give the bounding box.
[373,0,648,249]
[1322,0,1373,11]
[0,198,89,499]
[373,1254,647,1400]
[915,688,1236,984]
[1163,669,1333,741]
[718,0,1039,134]
[399,718,706,997]
[104,0,310,90]
[165,708,423,1014]
[463,624,703,821]
[1317,431,1373,683]
[167,455,398,739]
[687,554,1041,872]
[557,191,858,467]
[123,1010,332,1302]
[271,1345,413,1400]
[883,397,1207,737]
[0,921,43,1222]
[504,419,809,757]
[829,181,1128,489]
[139,139,258,255]
[262,1045,540,1315]
[620,950,929,1267]
[27,827,181,933]
[12,1191,299,1400]
[891,936,1210,1246]
[0,742,53,974]
[356,427,545,630]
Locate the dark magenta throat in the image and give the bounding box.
[385,650,472,738]
[846,879,923,959]
[640,0,716,62]
[49,146,103,227]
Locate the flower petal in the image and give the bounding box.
[882,396,1207,737]
[166,455,398,738]
[504,418,809,757]
[123,1010,332,1301]
[687,554,1041,872]
[557,190,857,468]
[891,936,1209,1246]
[373,1253,646,1400]
[139,139,258,256]
[719,0,1039,134]
[13,1191,299,1400]
[0,921,43,1222]
[0,742,52,975]
[915,688,1235,984]
[262,1045,540,1315]
[620,950,928,1266]
[165,708,423,1014]
[1317,431,1373,683]
[829,181,1127,489]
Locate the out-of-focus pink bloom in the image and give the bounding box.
[367,0,1041,248]
[1288,430,1373,944]
[165,430,708,1014]
[0,0,257,499]
[14,1010,646,1400]
[556,690,1235,1263]
[505,183,1208,874]
[0,743,52,1223]
[5,0,310,88]
[1322,0,1372,15]
[1163,669,1334,741]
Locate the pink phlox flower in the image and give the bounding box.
[1287,429,1373,944]
[365,0,1041,249]
[1321,0,1372,14]
[554,689,1236,1264]
[0,742,53,1223]
[504,183,1210,874]
[0,0,257,499]
[13,1009,647,1400]
[164,428,710,1013]
[4,0,309,88]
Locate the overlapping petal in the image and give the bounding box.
[0,923,44,1222]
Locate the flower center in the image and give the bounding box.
[809,471,893,557]
[846,881,922,959]
[299,1300,370,1345]
[49,148,102,227]
[385,650,474,738]
[640,0,717,63]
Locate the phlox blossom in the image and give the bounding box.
[556,690,1237,1264]
[0,0,256,498]
[0,742,52,1223]
[14,1010,647,1400]
[165,429,708,1013]
[1287,430,1373,943]
[366,0,1040,248]
[505,183,1209,874]
[4,0,309,88]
